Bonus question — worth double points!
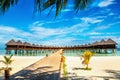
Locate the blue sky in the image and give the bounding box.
[0,0,120,48]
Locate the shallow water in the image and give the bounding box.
[0,49,120,56]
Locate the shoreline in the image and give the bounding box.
[1,56,120,79]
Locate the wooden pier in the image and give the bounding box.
[5,38,117,55]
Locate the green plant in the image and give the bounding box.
[82,50,92,70]
[0,54,14,80]
[62,55,68,78]
[1,55,14,69]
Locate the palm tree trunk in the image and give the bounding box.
[4,69,10,80]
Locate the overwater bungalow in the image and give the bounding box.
[5,38,117,55]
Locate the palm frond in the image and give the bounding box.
[63,0,68,8]
[0,0,92,17]
[42,0,56,10]
[47,5,54,16]
[56,0,62,16]
[0,60,7,64]
[11,0,18,5]
[4,56,9,63]
[0,0,18,14]
[34,0,68,17]
[33,0,41,14]
[3,55,13,65]
[8,54,13,61]
[8,60,14,64]
[74,0,93,13]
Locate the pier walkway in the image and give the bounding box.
[10,49,63,80]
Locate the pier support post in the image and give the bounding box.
[105,49,107,53]
[112,49,116,53]
[6,50,8,54]
[8,50,11,54]
[15,50,17,55]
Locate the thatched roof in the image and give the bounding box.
[32,44,36,47]
[16,40,23,45]
[36,44,39,47]
[92,41,99,46]
[84,44,88,47]
[6,38,117,49]
[6,39,17,45]
[92,38,117,46]
[105,38,117,45]
[24,42,31,46]
[99,39,106,45]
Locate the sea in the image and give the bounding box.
[0,48,120,56]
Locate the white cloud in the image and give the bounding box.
[94,26,110,31]
[62,9,71,12]
[41,38,75,46]
[31,27,64,37]
[109,22,120,26]
[30,18,90,36]
[106,32,120,35]
[89,32,103,35]
[0,25,18,33]
[0,21,89,46]
[0,25,33,44]
[81,17,103,24]
[98,0,115,7]
[0,24,119,47]
[31,19,70,27]
[30,22,88,37]
[108,12,114,16]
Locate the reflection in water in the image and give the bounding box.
[0,49,120,56]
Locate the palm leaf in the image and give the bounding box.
[34,0,92,16]
[33,0,41,14]
[0,0,92,16]
[0,60,7,65]
[63,0,68,8]
[8,60,14,64]
[8,54,13,61]
[34,0,68,17]
[56,0,62,16]
[3,55,13,65]
[74,0,93,13]
[4,56,9,63]
[42,0,56,10]
[0,0,18,14]
[47,5,54,16]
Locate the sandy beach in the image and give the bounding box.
[62,56,120,80]
[0,56,120,80]
[0,56,43,75]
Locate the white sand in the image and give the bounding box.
[64,56,120,79]
[0,56,44,75]
[1,56,120,79]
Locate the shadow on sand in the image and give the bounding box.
[72,67,92,71]
[60,68,120,80]
[105,70,120,79]
[10,66,60,80]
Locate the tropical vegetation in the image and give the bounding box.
[0,55,14,69]
[82,50,93,70]
[0,55,14,80]
[0,0,93,16]
[62,55,68,78]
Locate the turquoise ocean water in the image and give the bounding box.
[0,49,120,56]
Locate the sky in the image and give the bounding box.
[0,0,120,48]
